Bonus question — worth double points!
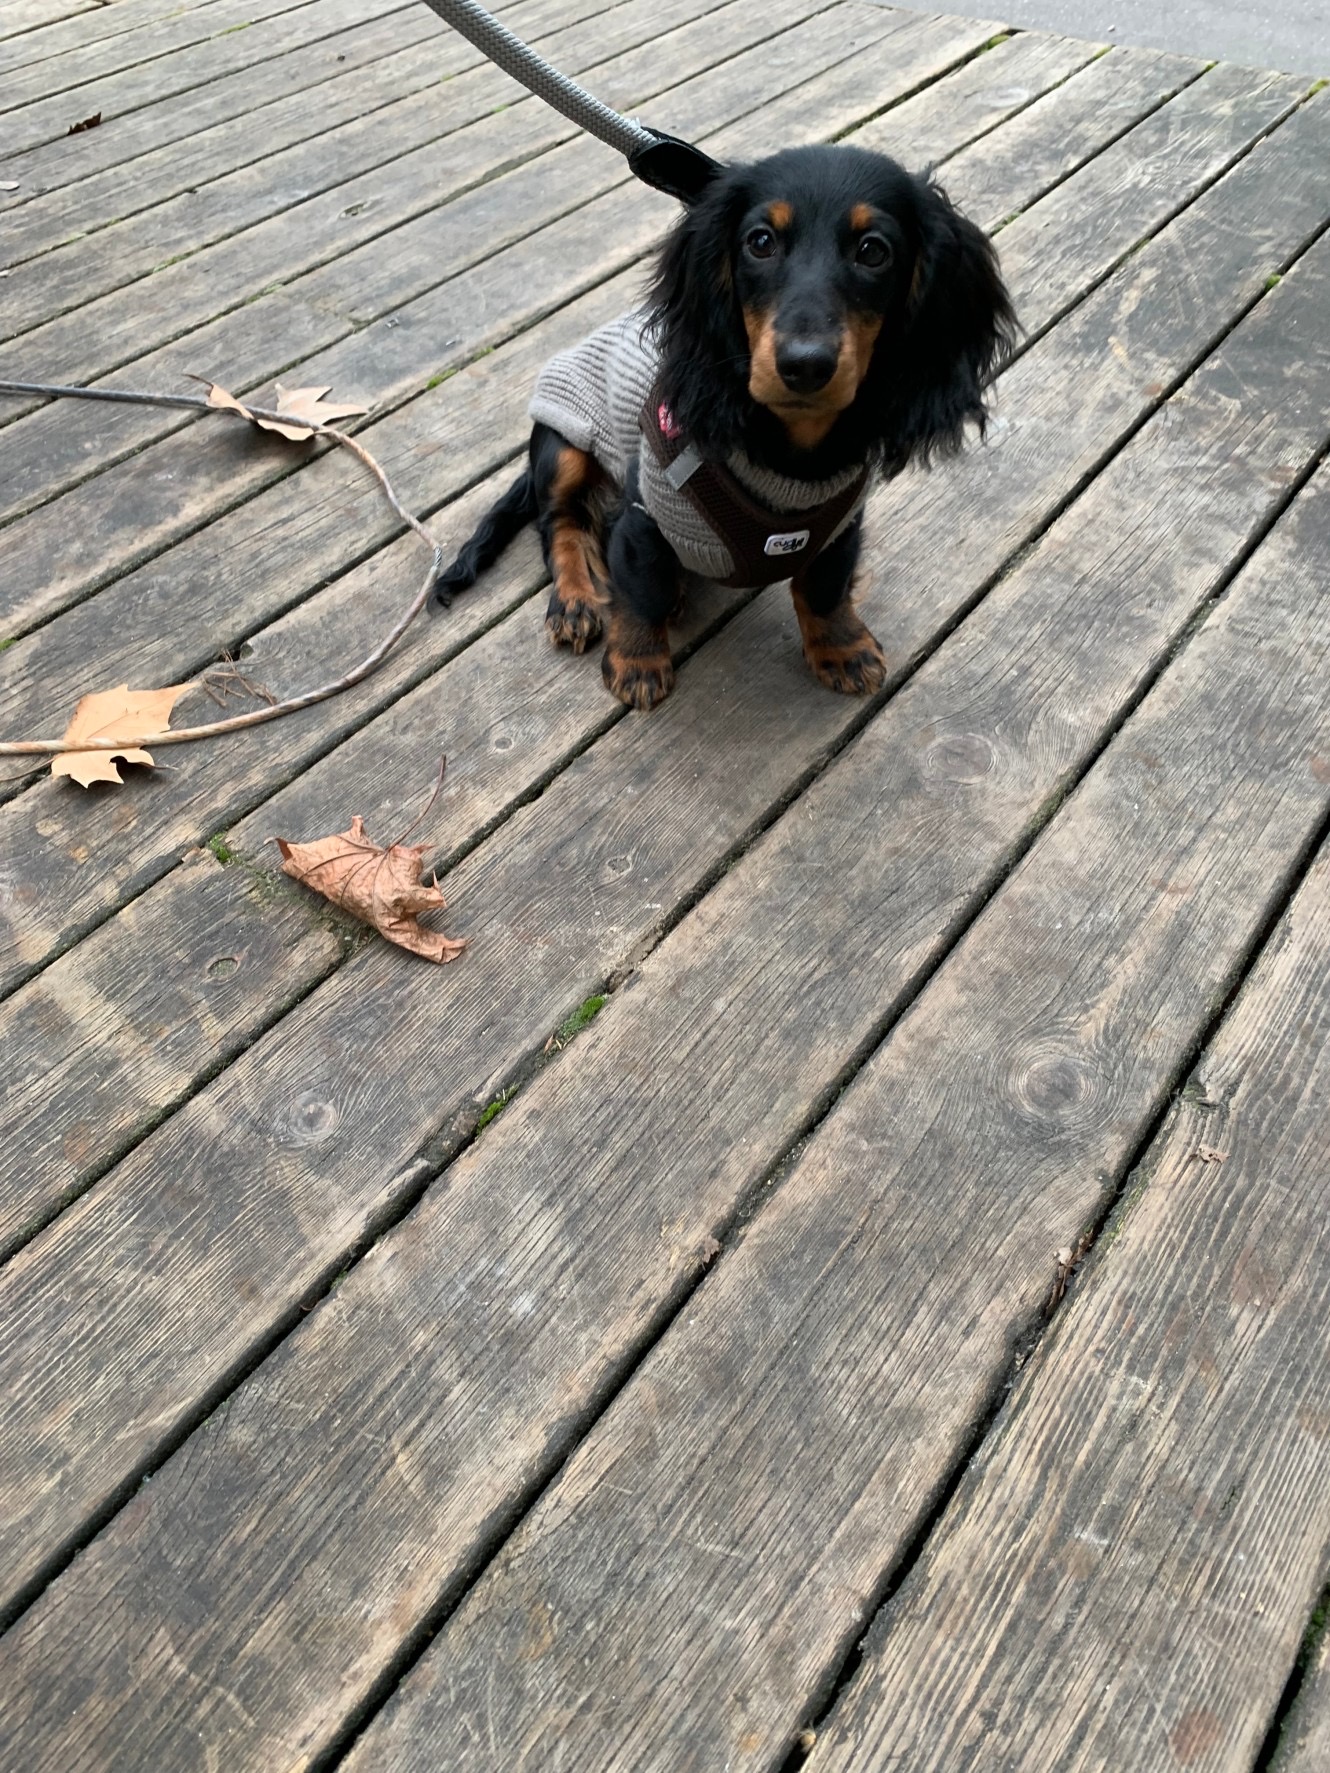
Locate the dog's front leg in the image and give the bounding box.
[790,515,886,695]
[602,469,681,711]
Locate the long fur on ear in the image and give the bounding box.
[645,171,754,454]
[882,174,1018,474]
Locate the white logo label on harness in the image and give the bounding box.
[763,529,811,557]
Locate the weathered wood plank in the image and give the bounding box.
[0,0,750,332]
[0,55,1300,657]
[0,847,343,1262]
[0,0,278,78]
[922,38,1202,222]
[0,0,518,206]
[0,199,1327,1762]
[0,0,102,48]
[0,0,355,144]
[1,83,1324,1011]
[802,801,1330,1772]
[335,484,1330,1773]
[990,62,1307,337]
[0,0,578,268]
[0,33,1095,1231]
[1280,1625,1330,1773]
[0,457,547,1258]
[841,27,1108,169]
[4,268,1329,1772]
[0,0,878,490]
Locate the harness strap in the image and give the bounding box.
[641,399,869,588]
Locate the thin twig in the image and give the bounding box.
[0,378,445,758]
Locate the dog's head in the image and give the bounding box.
[648,144,1017,476]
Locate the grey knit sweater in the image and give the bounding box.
[528,311,869,585]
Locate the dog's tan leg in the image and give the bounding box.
[544,445,608,653]
[791,582,887,695]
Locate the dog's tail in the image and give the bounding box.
[431,465,537,608]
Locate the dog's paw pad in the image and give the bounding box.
[805,631,887,696]
[602,646,674,711]
[546,594,605,654]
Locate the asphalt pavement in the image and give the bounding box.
[950,0,1327,75]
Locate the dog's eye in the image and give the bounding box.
[745,227,778,260]
[855,234,893,269]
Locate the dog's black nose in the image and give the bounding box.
[775,337,839,394]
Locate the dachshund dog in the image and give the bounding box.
[433,143,1016,710]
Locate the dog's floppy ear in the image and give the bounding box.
[888,175,1017,471]
[646,171,751,453]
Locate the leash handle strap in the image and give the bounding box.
[417,0,722,199]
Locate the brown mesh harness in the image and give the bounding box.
[641,397,869,589]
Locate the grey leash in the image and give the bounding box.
[416,0,723,201]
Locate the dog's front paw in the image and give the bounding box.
[806,629,887,695]
[546,586,606,653]
[794,598,887,696]
[601,612,674,710]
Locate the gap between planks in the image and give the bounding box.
[0,141,1326,1758]
[3,311,1330,1773]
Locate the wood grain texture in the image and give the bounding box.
[0,0,316,102]
[855,37,1190,163]
[0,846,343,1263]
[839,28,1105,169]
[0,55,1319,985]
[994,61,1306,336]
[930,41,1203,223]
[2,207,1327,1773]
[316,317,1330,1773]
[0,0,573,269]
[0,0,929,543]
[0,0,741,334]
[805,624,1330,1769]
[0,0,508,205]
[0,0,362,154]
[0,0,103,50]
[1279,1626,1330,1773]
[0,0,216,68]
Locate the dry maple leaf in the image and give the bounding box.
[200,378,368,441]
[51,681,198,788]
[276,816,466,964]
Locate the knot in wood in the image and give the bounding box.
[272,1088,341,1147]
[1009,1042,1103,1124]
[922,730,995,785]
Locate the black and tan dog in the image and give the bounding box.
[433,144,1016,710]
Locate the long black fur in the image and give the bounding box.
[431,462,536,606]
[648,145,1017,483]
[431,143,1016,623]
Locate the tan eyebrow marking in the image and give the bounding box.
[767,200,794,231]
[850,202,875,232]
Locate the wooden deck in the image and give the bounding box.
[2,0,1329,1766]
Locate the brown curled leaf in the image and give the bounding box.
[67,112,102,134]
[197,378,368,442]
[276,816,466,964]
[51,681,198,787]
